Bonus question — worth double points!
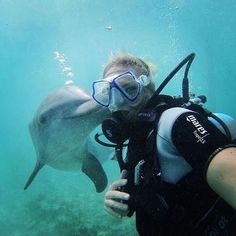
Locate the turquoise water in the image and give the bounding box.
[1,1,236,235]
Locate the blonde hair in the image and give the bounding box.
[103,53,157,93]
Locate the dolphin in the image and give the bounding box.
[25,84,110,192]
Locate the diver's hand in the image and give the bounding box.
[104,170,130,218]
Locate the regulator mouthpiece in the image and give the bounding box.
[102,111,131,144]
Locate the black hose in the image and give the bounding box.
[146,53,195,108]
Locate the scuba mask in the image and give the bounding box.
[92,71,148,108]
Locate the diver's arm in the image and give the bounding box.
[206,147,236,209]
[104,171,130,218]
[171,111,236,208]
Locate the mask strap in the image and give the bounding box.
[139,75,151,86]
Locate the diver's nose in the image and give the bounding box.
[109,87,124,112]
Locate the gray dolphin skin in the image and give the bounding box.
[25,85,110,192]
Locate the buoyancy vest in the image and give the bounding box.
[121,97,236,235]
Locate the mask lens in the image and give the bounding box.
[109,87,125,110]
[92,81,110,106]
[115,74,140,100]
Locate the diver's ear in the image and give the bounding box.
[139,75,151,86]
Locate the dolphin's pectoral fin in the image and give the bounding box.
[82,153,108,193]
[24,161,44,190]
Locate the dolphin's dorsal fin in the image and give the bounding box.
[24,161,44,190]
[82,153,108,193]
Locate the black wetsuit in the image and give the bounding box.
[125,107,236,236]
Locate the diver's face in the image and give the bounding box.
[103,65,146,118]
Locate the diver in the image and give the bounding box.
[92,53,236,235]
